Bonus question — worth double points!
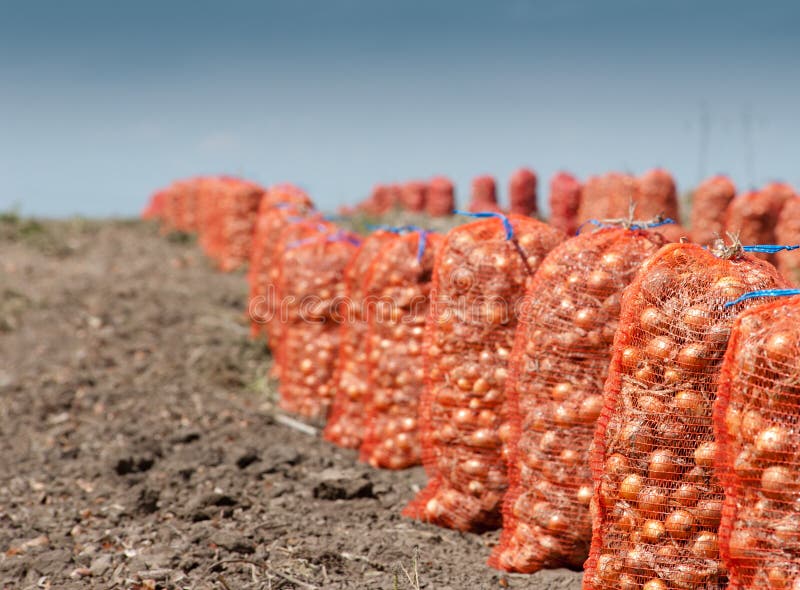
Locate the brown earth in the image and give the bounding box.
[0,217,583,589]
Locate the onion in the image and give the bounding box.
[641,519,665,543]
[762,465,795,499]
[574,307,598,330]
[755,426,790,459]
[640,307,666,332]
[764,331,794,363]
[619,474,644,501]
[677,342,711,369]
[674,390,707,417]
[588,269,613,291]
[642,579,667,590]
[741,409,766,441]
[624,545,652,574]
[621,347,642,370]
[595,554,623,585]
[605,453,630,477]
[694,499,722,529]
[576,485,593,505]
[579,395,604,422]
[621,420,654,454]
[671,483,700,507]
[648,449,679,481]
[691,531,718,558]
[638,487,668,517]
[682,306,709,331]
[728,528,759,559]
[693,441,716,468]
[646,336,675,361]
[664,509,695,540]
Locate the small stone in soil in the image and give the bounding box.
[210,531,256,554]
[235,449,260,469]
[261,446,303,473]
[312,468,375,501]
[112,453,155,475]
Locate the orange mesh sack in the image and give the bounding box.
[549,172,582,236]
[215,179,265,271]
[323,229,401,448]
[400,181,428,213]
[359,231,443,469]
[468,175,501,213]
[489,225,666,574]
[509,168,538,217]
[426,176,456,217]
[713,291,800,590]
[403,213,564,532]
[277,231,360,419]
[267,219,335,371]
[158,182,183,233]
[690,175,736,246]
[196,177,226,256]
[171,178,201,233]
[636,169,680,222]
[577,173,638,224]
[776,195,800,285]
[725,183,794,262]
[584,241,790,590]
[248,191,316,339]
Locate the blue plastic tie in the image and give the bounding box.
[724,288,800,308]
[575,217,676,236]
[416,229,430,262]
[366,224,420,234]
[453,210,514,240]
[742,244,800,254]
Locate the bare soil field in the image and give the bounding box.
[0,218,582,589]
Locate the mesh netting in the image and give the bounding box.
[267,219,336,374]
[637,169,680,222]
[359,231,443,469]
[154,178,201,233]
[402,214,564,532]
[323,230,401,449]
[196,178,264,271]
[427,177,456,217]
[277,231,360,419]
[468,176,501,213]
[690,176,736,246]
[489,226,665,573]
[549,172,582,236]
[725,184,794,262]
[247,186,316,338]
[509,168,538,218]
[400,181,428,213]
[576,173,638,224]
[584,242,790,590]
[713,293,800,590]
[196,177,226,256]
[776,195,800,286]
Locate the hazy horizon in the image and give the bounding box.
[2,0,799,217]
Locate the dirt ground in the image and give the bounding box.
[0,217,583,589]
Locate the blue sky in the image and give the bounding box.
[1,0,798,217]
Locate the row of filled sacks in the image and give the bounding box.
[143,175,269,271]
[305,208,799,588]
[146,176,800,588]
[385,213,798,589]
